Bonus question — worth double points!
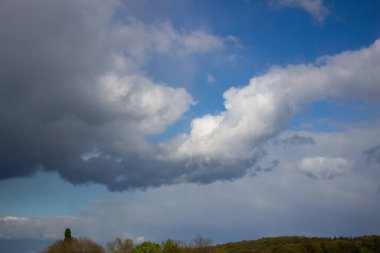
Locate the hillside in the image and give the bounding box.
[214,236,380,253]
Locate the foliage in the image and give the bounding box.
[132,241,163,253]
[192,235,213,253]
[107,237,134,253]
[42,237,105,253]
[214,236,380,253]
[162,239,183,253]
[42,230,380,253]
[64,227,72,242]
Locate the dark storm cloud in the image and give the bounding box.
[0,0,254,191]
[0,0,164,189]
[0,0,113,176]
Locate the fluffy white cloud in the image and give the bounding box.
[271,0,328,23]
[99,73,193,136]
[298,156,352,179]
[167,39,380,163]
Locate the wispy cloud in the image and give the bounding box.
[270,0,328,23]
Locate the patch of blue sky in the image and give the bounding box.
[195,0,379,59]
[144,0,380,138]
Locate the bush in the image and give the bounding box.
[132,241,162,253]
[107,237,134,253]
[42,237,105,253]
[162,239,182,253]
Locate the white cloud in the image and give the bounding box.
[0,216,28,222]
[271,0,328,23]
[111,21,224,67]
[166,39,380,163]
[298,156,352,179]
[265,124,380,182]
[99,73,193,136]
[136,236,145,243]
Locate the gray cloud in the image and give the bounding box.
[1,160,380,244]
[363,144,380,164]
[0,0,233,191]
[2,124,380,245]
[273,134,315,146]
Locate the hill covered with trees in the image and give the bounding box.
[214,236,380,253]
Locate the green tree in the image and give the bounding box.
[132,241,162,253]
[107,237,134,253]
[64,228,72,242]
[162,239,182,253]
[43,237,105,253]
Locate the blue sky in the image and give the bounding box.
[1,0,380,252]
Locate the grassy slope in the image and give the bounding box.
[214,236,380,253]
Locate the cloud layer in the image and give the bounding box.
[1,0,380,191]
[1,122,380,244]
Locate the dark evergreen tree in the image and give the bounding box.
[64,228,72,242]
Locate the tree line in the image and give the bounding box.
[42,228,380,253]
[42,228,213,253]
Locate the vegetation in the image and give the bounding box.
[107,237,134,253]
[214,236,380,253]
[42,237,105,253]
[43,228,105,253]
[64,228,72,242]
[132,241,162,253]
[42,229,380,253]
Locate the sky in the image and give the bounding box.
[1,0,380,252]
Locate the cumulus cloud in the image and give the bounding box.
[298,156,352,179]
[168,39,380,161]
[270,0,328,23]
[0,0,225,190]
